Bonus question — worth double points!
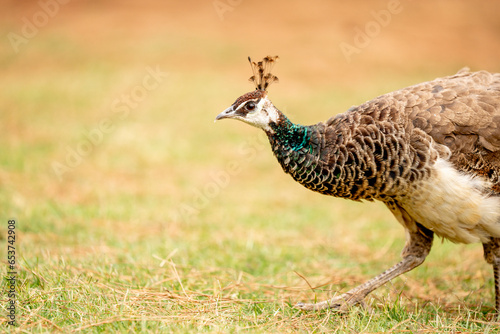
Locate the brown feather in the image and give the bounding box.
[248,56,279,91]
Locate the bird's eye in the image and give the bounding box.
[246,102,256,111]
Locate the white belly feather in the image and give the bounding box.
[398,159,500,244]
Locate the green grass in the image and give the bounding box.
[1,22,500,334]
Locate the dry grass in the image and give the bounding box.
[1,0,500,332]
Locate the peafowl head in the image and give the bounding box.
[215,56,282,133]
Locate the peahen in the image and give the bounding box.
[215,56,500,313]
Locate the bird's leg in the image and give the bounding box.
[482,237,500,313]
[296,224,434,311]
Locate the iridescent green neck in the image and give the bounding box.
[269,116,309,152]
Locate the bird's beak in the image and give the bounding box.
[215,106,235,121]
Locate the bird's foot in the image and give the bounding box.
[295,292,365,312]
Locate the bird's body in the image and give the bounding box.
[216,57,500,313]
[269,69,500,244]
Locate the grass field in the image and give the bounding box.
[2,0,500,332]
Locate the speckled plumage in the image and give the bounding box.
[216,58,500,314]
[266,70,500,243]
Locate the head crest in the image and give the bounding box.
[248,55,279,91]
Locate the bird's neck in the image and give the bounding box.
[267,113,310,152]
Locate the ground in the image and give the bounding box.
[1,0,500,332]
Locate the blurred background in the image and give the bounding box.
[3,0,500,221]
[1,0,500,329]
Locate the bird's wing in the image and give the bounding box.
[320,70,500,192]
[386,70,500,154]
[374,69,500,190]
